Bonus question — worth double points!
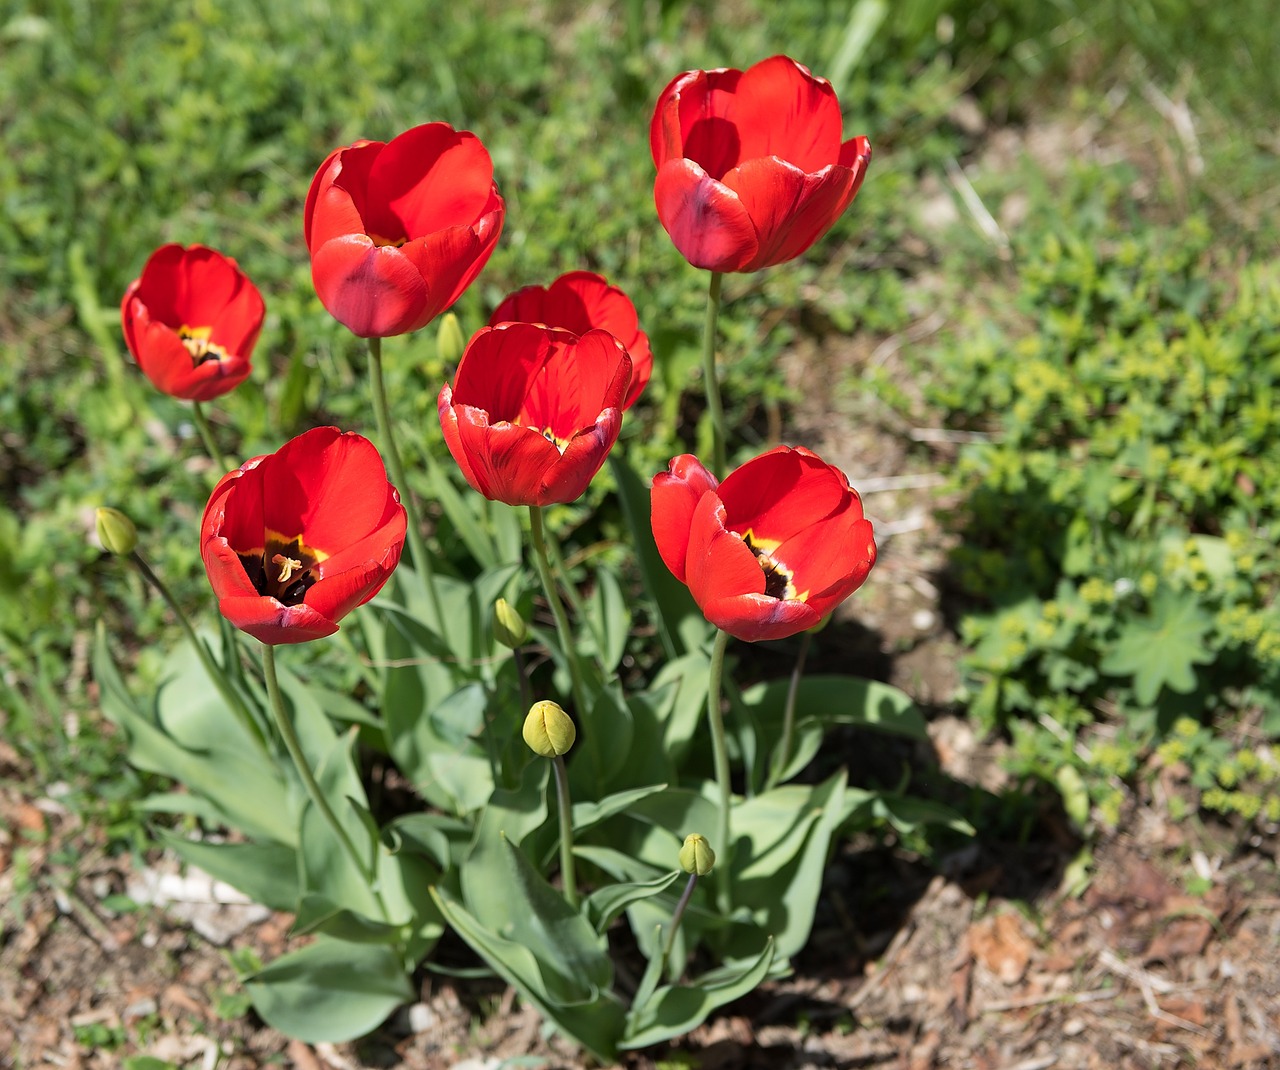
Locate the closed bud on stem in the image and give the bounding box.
[523,700,576,758]
[95,507,138,556]
[679,833,715,876]
[493,597,529,649]
[436,312,466,367]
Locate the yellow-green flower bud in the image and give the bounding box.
[437,312,466,367]
[493,598,528,649]
[523,700,575,758]
[678,833,715,876]
[95,507,138,556]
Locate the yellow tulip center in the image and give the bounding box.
[742,530,806,602]
[178,324,230,366]
[237,532,329,605]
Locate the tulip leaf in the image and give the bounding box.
[93,626,294,846]
[619,938,775,1050]
[583,567,630,674]
[428,681,487,747]
[740,674,926,740]
[569,783,669,837]
[646,651,712,765]
[731,771,847,959]
[432,889,626,1063]
[583,870,682,935]
[460,833,612,1005]
[567,686,634,800]
[385,812,471,871]
[155,830,299,913]
[243,936,413,1043]
[293,894,404,944]
[428,451,501,569]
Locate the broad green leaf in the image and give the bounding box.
[583,568,630,674]
[294,894,404,944]
[386,812,470,870]
[583,870,682,934]
[462,834,613,1003]
[570,784,668,837]
[156,831,299,913]
[740,675,926,740]
[567,686,634,800]
[620,938,775,1050]
[432,890,626,1062]
[732,772,846,958]
[646,651,711,765]
[1100,590,1214,705]
[244,937,413,1043]
[94,626,294,846]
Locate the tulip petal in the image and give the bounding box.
[366,123,495,240]
[654,159,759,273]
[453,412,561,507]
[310,236,429,338]
[438,385,483,495]
[263,428,402,555]
[701,592,820,642]
[490,272,652,411]
[217,595,339,645]
[397,223,486,324]
[725,158,859,270]
[650,455,719,584]
[304,142,384,251]
[775,503,875,601]
[522,330,630,441]
[451,324,557,420]
[685,492,767,607]
[731,55,843,173]
[717,446,851,543]
[307,559,397,624]
[537,408,622,506]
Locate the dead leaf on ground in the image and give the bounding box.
[968,913,1035,985]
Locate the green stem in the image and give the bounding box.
[261,645,386,917]
[706,628,732,911]
[552,755,577,908]
[700,271,726,478]
[367,335,444,627]
[529,505,589,717]
[190,401,228,473]
[129,551,265,751]
[662,873,698,966]
[767,630,812,790]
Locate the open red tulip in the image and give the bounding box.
[121,244,264,401]
[490,271,652,409]
[201,427,406,644]
[651,446,876,641]
[650,55,871,273]
[304,122,504,338]
[438,322,631,507]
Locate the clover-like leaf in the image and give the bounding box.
[1100,590,1214,705]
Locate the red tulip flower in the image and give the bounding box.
[490,271,653,409]
[438,322,631,507]
[304,122,504,338]
[650,55,871,273]
[651,446,876,641]
[201,427,407,645]
[121,244,264,401]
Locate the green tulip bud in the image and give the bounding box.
[95,507,138,556]
[678,833,715,876]
[493,598,529,649]
[437,312,466,367]
[523,700,576,758]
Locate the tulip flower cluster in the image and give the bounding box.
[105,48,885,1057]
